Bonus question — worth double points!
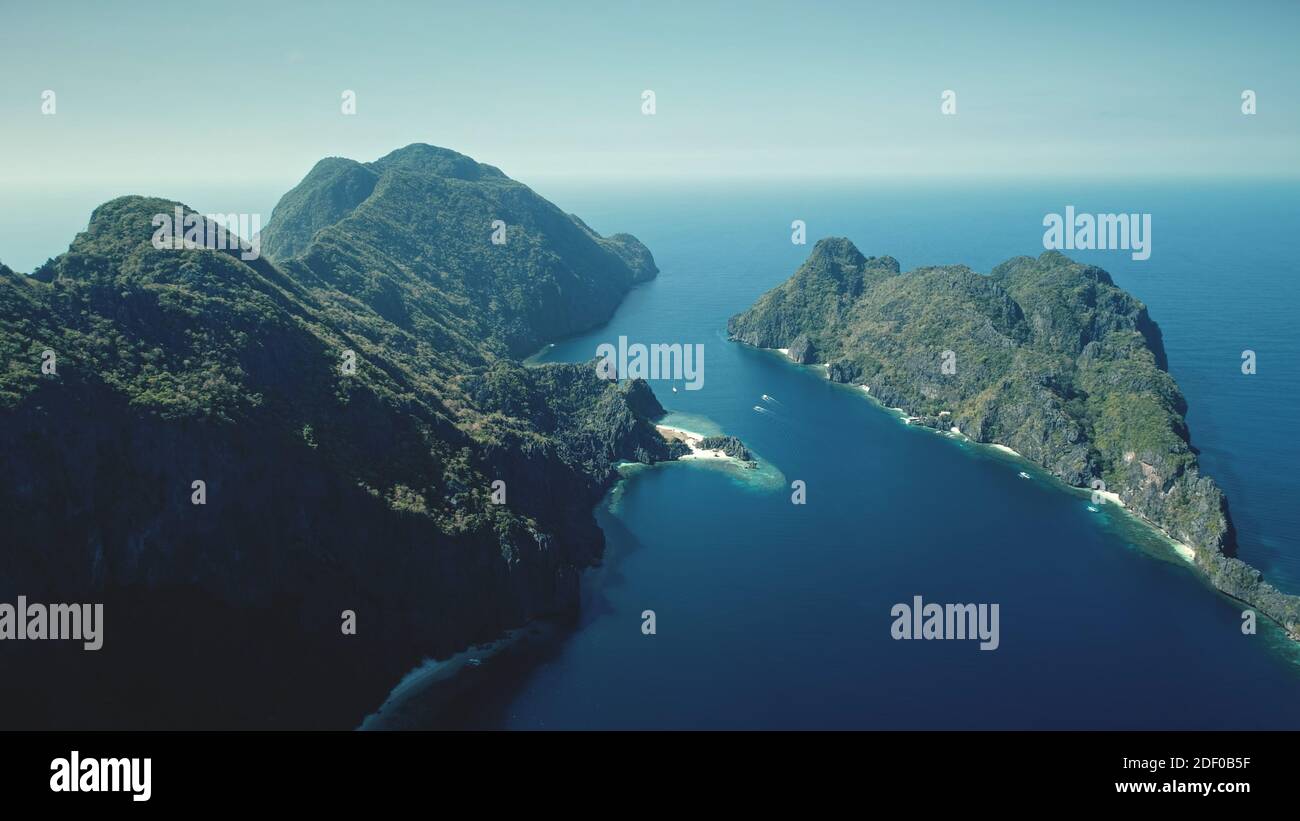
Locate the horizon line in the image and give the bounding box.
[6,169,1300,192]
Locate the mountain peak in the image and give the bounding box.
[367,143,506,181]
[72,195,195,262]
[261,144,657,356]
[807,236,865,265]
[261,145,519,262]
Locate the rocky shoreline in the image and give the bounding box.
[729,238,1300,641]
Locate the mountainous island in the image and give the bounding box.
[729,238,1300,637]
[0,144,745,728]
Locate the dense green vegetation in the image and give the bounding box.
[0,145,677,726]
[2,146,669,532]
[730,238,1300,634]
[263,143,658,358]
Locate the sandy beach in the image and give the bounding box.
[656,424,735,461]
[845,384,1202,567]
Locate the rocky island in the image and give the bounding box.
[0,144,746,728]
[656,426,755,464]
[729,237,1300,638]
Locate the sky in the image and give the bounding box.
[1,0,1297,195]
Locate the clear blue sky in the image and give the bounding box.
[1,0,1297,190]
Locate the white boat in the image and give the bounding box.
[1018,471,1031,479]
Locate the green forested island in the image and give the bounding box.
[729,238,1300,636]
[0,144,712,727]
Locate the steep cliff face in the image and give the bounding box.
[730,239,1300,636]
[0,149,670,728]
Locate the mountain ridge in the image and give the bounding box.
[0,147,692,728]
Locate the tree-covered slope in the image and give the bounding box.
[263,143,658,357]
[730,238,1300,636]
[0,151,674,728]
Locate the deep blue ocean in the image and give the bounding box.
[477,179,1300,729]
[7,180,1299,729]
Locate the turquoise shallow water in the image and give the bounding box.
[453,180,1300,729]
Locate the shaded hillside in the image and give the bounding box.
[0,148,674,728]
